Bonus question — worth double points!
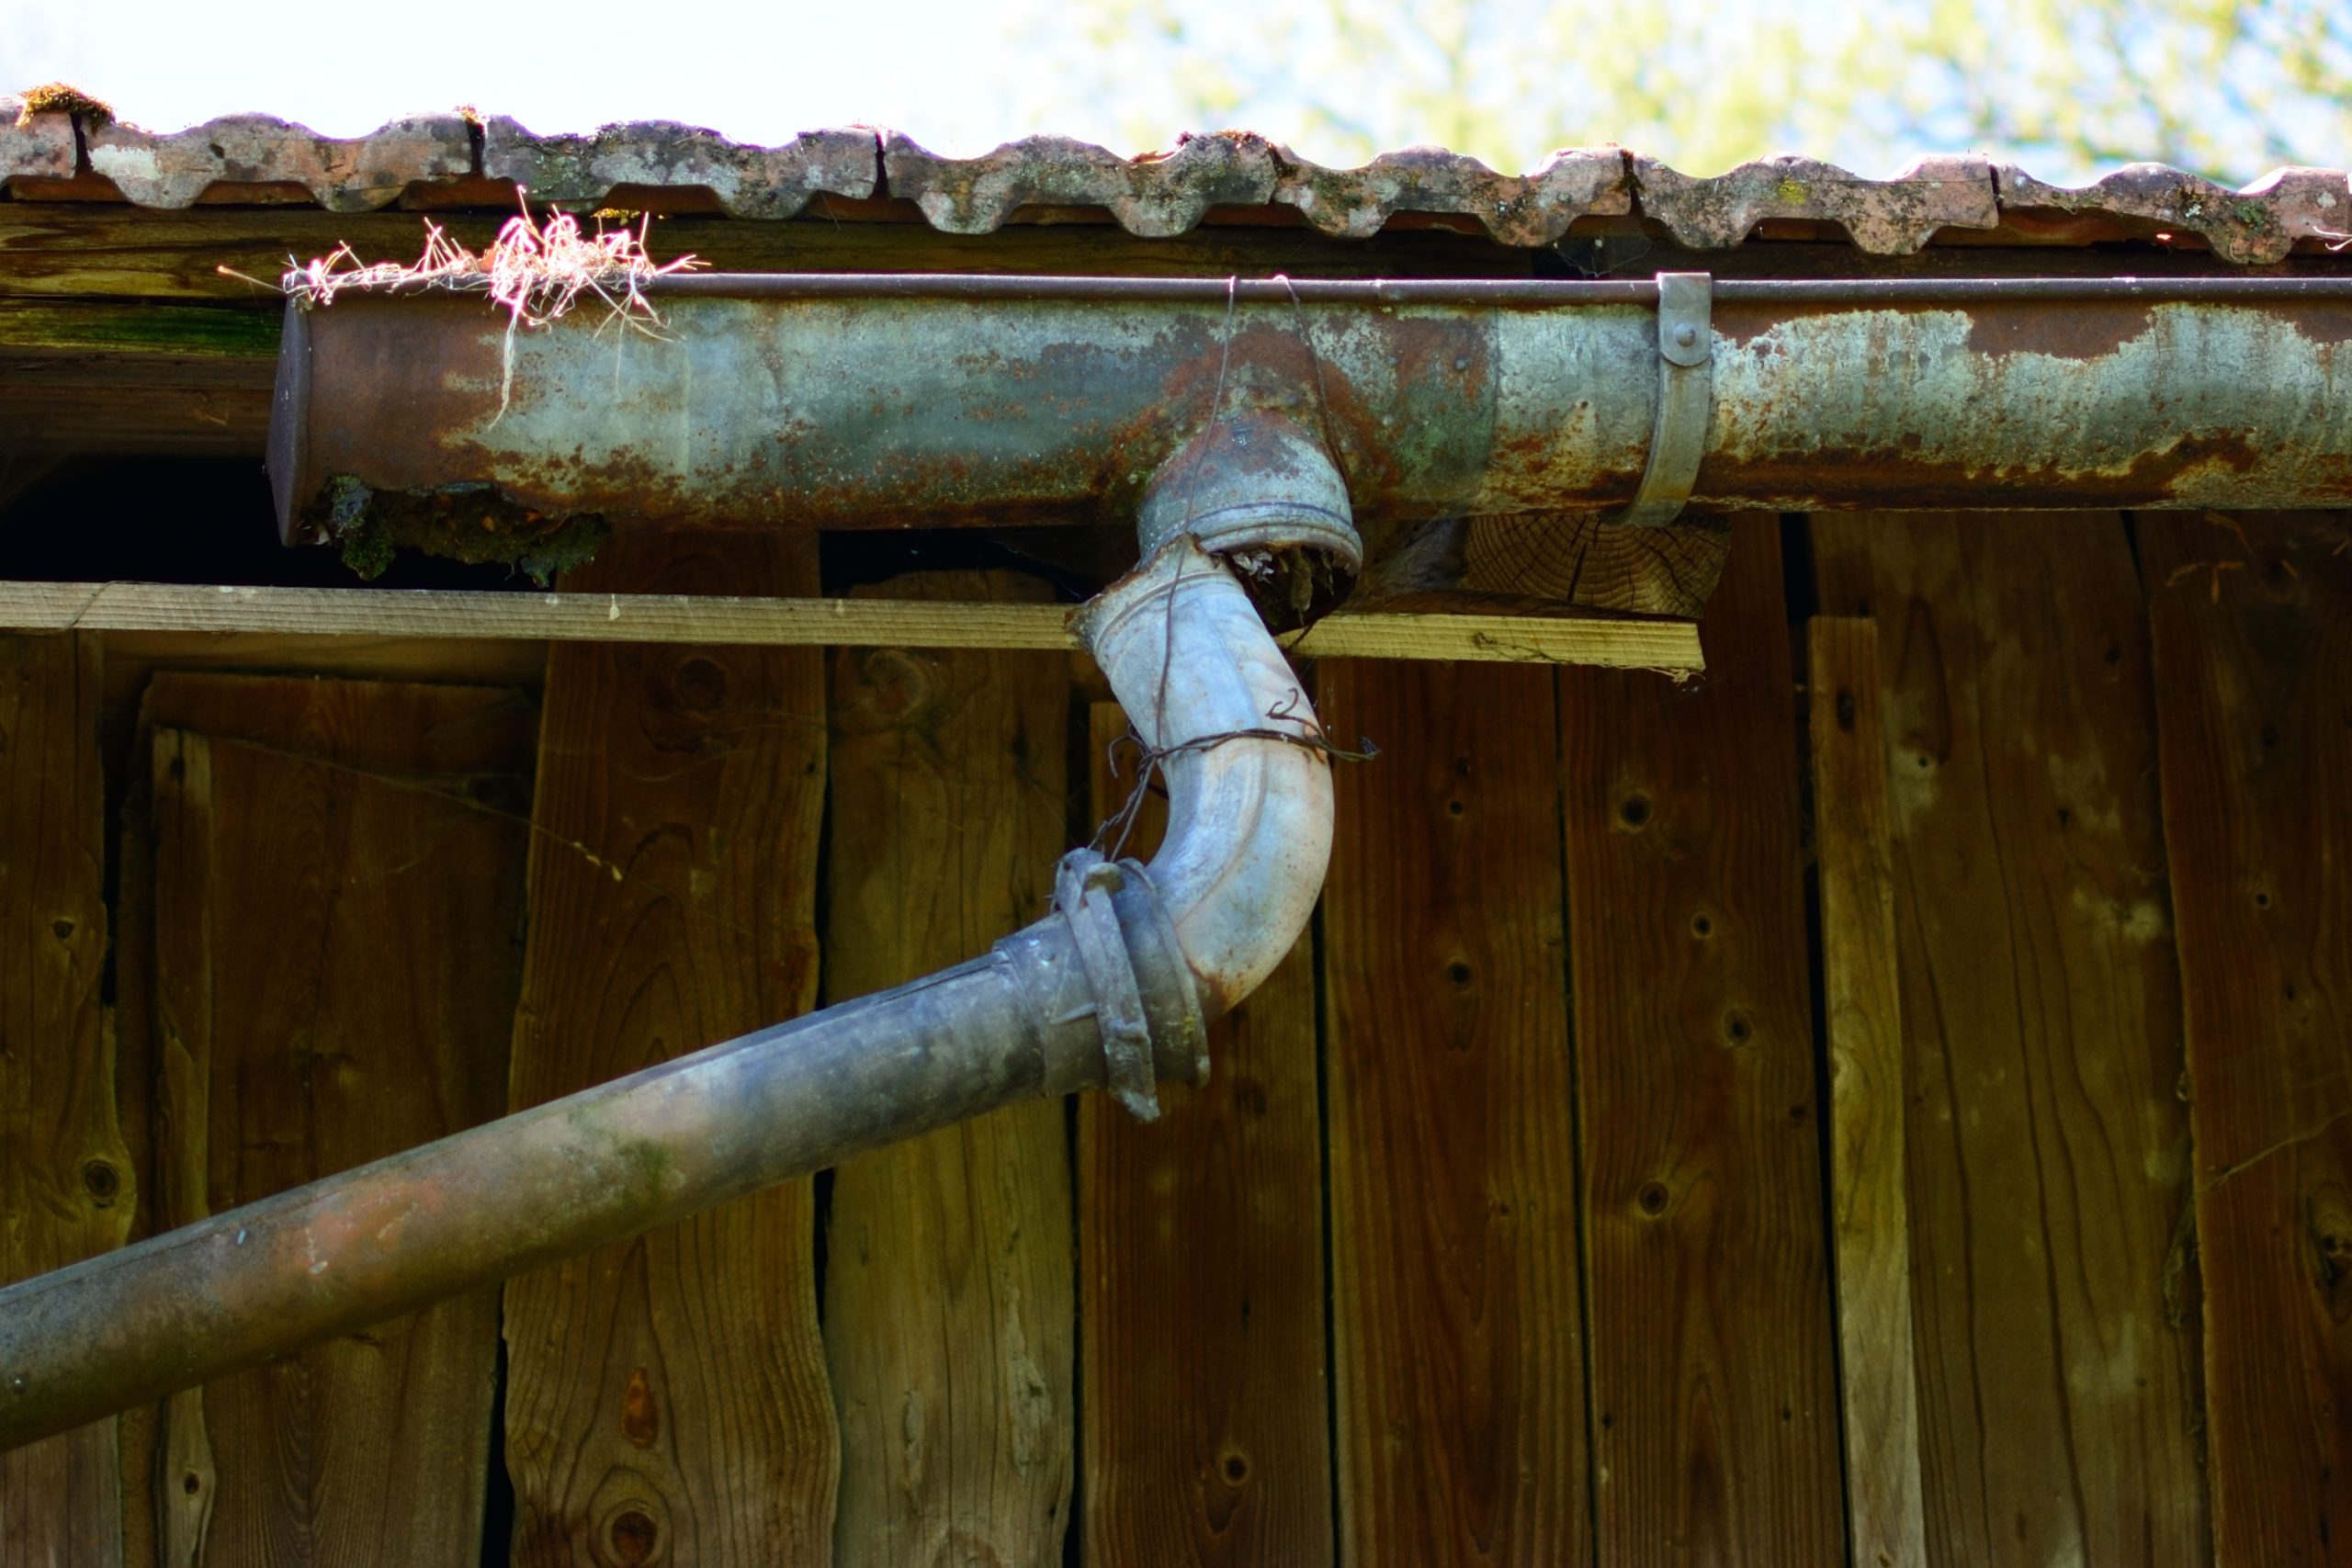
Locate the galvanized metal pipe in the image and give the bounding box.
[0,536,1333,1454]
[270,273,2352,548]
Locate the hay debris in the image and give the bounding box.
[277,197,706,415]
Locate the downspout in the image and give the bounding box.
[0,431,1351,1452]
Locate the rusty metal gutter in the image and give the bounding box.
[270,272,2352,562]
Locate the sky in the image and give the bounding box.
[3,0,2340,184]
[6,0,1141,154]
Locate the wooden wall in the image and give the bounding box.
[1,511,2346,1566]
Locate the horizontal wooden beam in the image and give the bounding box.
[0,580,1701,671]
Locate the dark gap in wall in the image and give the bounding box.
[809,671,838,1333]
[96,710,138,1016]
[0,456,524,588]
[2120,509,2147,588]
[0,455,1134,604]
[819,525,1098,603]
[1061,1087,1085,1568]
[1307,889,1347,1568]
[1779,511,1822,628]
[1548,660,1606,1562]
[2115,504,2214,1480]
[809,1168,833,1333]
[1782,512,1860,1565]
[1065,682,1098,855]
[479,1323,517,1567]
[1057,671,1091,1562]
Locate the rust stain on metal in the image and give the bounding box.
[1962,300,2156,361]
[272,281,2352,575]
[2284,303,2352,348]
[1702,429,2278,510]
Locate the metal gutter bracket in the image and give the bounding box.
[1610,272,1713,528]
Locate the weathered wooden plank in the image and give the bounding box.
[1814,513,2208,1565]
[113,723,160,1568]
[0,202,2285,309]
[2141,512,2352,1564]
[0,206,1531,304]
[148,727,219,1568]
[1320,658,1589,1563]
[0,633,130,1568]
[0,299,280,356]
[502,533,838,1565]
[0,344,272,455]
[124,674,537,1566]
[821,570,1075,1564]
[0,580,1706,672]
[1078,702,1332,1565]
[1559,515,1844,1565]
[1464,513,1730,619]
[148,690,530,1565]
[1807,616,1928,1568]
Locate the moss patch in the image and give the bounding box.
[310,475,608,584]
[0,302,280,358]
[17,83,112,127]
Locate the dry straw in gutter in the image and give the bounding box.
[265,197,706,412]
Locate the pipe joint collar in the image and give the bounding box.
[1077,539,1335,1021]
[1137,412,1361,576]
[1052,849,1207,1122]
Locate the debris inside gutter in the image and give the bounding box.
[312,474,608,584]
[276,199,704,415]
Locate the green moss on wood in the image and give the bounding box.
[0,301,281,357]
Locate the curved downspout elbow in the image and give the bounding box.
[1076,536,1335,1025]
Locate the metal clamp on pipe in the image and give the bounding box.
[1056,851,1177,1122]
[1610,271,1713,528]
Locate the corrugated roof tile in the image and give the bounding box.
[1995,162,2352,265]
[10,93,2350,265]
[82,112,473,210]
[1,96,79,184]
[482,118,876,219]
[1271,145,1629,244]
[881,130,1276,237]
[1634,153,1998,254]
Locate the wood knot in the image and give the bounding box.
[619,1367,659,1448]
[607,1509,659,1566]
[668,656,728,713]
[79,1158,119,1206]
